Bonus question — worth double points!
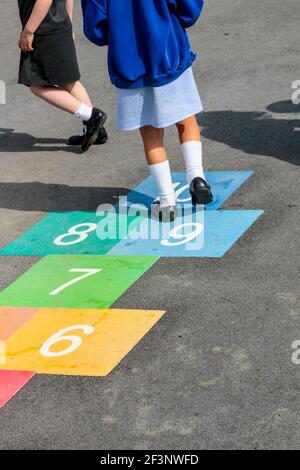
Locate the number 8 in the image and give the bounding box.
[54,223,97,246]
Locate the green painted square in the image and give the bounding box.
[0,211,140,256]
[0,255,158,309]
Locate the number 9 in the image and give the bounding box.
[161,223,203,247]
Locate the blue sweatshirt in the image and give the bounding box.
[81,0,204,89]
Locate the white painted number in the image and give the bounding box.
[39,325,94,358]
[173,182,191,203]
[54,223,97,246]
[49,268,102,296]
[161,223,203,247]
[291,340,300,365]
[291,80,300,105]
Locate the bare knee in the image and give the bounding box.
[176,119,185,128]
[60,81,77,92]
[175,120,185,136]
[30,85,44,96]
[140,126,164,153]
[176,116,201,143]
[140,125,164,142]
[139,126,165,158]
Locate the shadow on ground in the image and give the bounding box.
[0,182,130,212]
[0,128,81,153]
[197,101,300,166]
[0,101,298,213]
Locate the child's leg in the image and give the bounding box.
[30,84,92,121]
[140,125,167,165]
[30,85,81,114]
[60,81,93,108]
[60,82,108,147]
[176,115,201,144]
[140,125,176,207]
[176,115,205,184]
[60,82,93,136]
[176,115,213,204]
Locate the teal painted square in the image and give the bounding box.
[0,211,139,257]
[108,210,264,257]
[0,171,254,257]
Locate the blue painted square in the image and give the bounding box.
[120,171,253,210]
[108,210,264,257]
[0,171,256,257]
[0,211,140,256]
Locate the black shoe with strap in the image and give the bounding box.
[81,107,107,153]
[67,127,108,146]
[189,177,213,205]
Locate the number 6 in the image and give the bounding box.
[173,182,190,203]
[39,325,94,358]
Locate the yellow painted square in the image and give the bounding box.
[1,308,165,376]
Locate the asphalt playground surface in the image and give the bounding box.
[0,0,299,450]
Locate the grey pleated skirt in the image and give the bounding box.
[18,26,81,87]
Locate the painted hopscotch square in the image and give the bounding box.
[109,210,264,257]
[0,172,253,257]
[0,307,37,408]
[0,306,37,341]
[0,255,158,309]
[0,211,140,257]
[0,307,165,376]
[122,171,254,210]
[0,370,35,408]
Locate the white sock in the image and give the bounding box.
[74,103,93,121]
[181,140,205,185]
[148,160,176,207]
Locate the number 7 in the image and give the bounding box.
[49,268,102,296]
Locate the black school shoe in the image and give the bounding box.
[67,127,108,146]
[189,177,214,205]
[81,107,107,153]
[150,200,177,222]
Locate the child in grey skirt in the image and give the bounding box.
[82,0,213,218]
[18,0,107,152]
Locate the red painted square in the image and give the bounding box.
[0,307,37,408]
[0,370,35,408]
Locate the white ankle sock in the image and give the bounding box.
[74,103,93,121]
[148,160,176,207]
[181,140,205,185]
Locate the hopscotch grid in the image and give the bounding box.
[0,171,262,406]
[0,171,257,257]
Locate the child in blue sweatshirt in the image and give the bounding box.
[82,0,213,220]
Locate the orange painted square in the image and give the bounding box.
[0,306,37,340]
[1,307,165,376]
